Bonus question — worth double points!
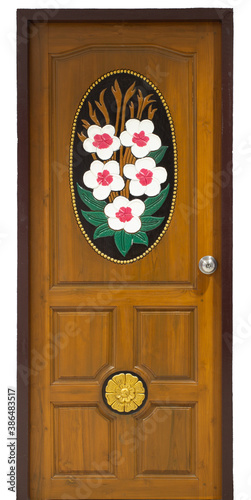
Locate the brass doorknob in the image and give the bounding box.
[199,256,218,275]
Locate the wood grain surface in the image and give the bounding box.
[29,20,222,500]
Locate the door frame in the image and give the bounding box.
[17,9,233,500]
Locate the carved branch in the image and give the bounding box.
[119,146,124,177]
[129,151,136,166]
[87,101,100,126]
[138,94,156,120]
[148,105,158,120]
[136,89,144,119]
[120,81,136,134]
[129,101,134,118]
[120,147,136,197]
[81,119,90,129]
[95,88,109,124]
[111,79,122,135]
[77,132,86,142]
[123,147,131,167]
[125,179,130,198]
[109,192,114,202]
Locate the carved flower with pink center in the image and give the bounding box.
[124,157,167,197]
[83,160,125,200]
[120,119,161,158]
[104,196,145,233]
[83,125,120,160]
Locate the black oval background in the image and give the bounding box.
[102,371,148,415]
[71,70,177,262]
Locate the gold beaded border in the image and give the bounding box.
[69,69,178,264]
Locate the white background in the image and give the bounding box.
[0,0,250,499]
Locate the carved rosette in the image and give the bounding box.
[104,372,146,413]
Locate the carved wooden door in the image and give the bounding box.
[29,19,222,500]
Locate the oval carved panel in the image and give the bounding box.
[70,70,178,263]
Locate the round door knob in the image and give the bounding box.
[199,256,218,275]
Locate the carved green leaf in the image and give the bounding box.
[147,146,168,164]
[144,184,170,216]
[114,231,133,257]
[77,183,106,211]
[140,215,164,232]
[133,231,148,246]
[81,210,107,226]
[93,223,115,240]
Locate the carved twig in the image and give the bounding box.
[120,81,136,134]
[120,147,136,197]
[77,132,86,142]
[136,89,144,119]
[81,119,90,129]
[138,94,156,120]
[111,79,122,135]
[148,105,157,120]
[95,88,109,124]
[88,101,100,126]
[123,147,131,167]
[119,146,124,177]
[109,192,114,202]
[129,151,136,165]
[129,101,134,118]
[125,179,130,198]
[120,149,129,194]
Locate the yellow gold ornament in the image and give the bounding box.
[104,373,146,413]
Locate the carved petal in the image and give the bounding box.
[112,373,126,387]
[125,401,137,412]
[134,381,145,393]
[112,400,124,412]
[125,373,138,387]
[105,393,117,405]
[105,379,118,393]
[134,393,145,407]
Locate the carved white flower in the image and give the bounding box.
[83,160,125,200]
[120,119,161,158]
[104,196,145,233]
[124,157,167,197]
[83,125,120,160]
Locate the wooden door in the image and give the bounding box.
[28,18,223,500]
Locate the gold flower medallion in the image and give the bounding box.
[104,372,146,413]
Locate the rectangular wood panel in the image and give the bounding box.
[50,25,196,286]
[135,308,197,381]
[51,307,115,382]
[52,405,115,476]
[137,405,196,475]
